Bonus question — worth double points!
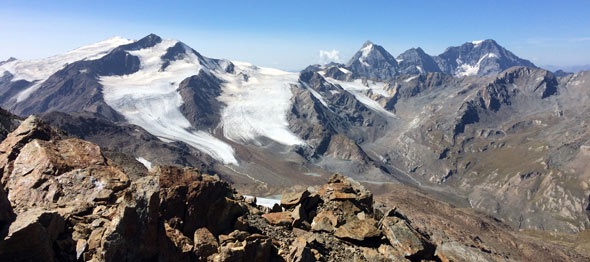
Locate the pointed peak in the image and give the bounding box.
[144,33,161,40]
[362,40,374,48]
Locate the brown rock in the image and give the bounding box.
[288,237,316,262]
[243,234,273,262]
[0,186,14,229]
[194,227,219,261]
[318,174,373,211]
[234,216,249,231]
[164,222,194,253]
[262,212,294,226]
[88,227,105,250]
[377,244,408,261]
[380,215,434,258]
[157,166,241,236]
[291,204,308,227]
[281,190,311,208]
[334,218,380,241]
[76,239,88,260]
[311,210,338,233]
[0,210,65,261]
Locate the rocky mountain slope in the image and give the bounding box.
[0,117,587,261]
[0,34,589,237]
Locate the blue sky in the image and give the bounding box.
[1,0,589,71]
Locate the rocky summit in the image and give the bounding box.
[0,117,587,261]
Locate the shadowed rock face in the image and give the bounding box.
[177,71,224,129]
[396,47,442,75]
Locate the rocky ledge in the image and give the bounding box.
[0,116,448,261]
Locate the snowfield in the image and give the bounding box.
[1,36,132,102]
[216,61,304,146]
[100,39,238,165]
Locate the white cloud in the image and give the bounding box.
[319,49,341,64]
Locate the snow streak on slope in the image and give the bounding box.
[100,39,238,165]
[325,77,396,118]
[136,157,153,170]
[1,37,133,102]
[455,53,498,77]
[216,61,304,146]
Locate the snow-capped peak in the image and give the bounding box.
[360,41,374,58]
[471,40,484,46]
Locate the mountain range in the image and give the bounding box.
[1,33,589,241]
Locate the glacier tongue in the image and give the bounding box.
[100,39,238,165]
[216,61,304,146]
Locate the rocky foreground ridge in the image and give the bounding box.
[0,116,587,261]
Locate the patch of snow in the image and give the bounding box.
[100,39,238,165]
[404,75,419,83]
[329,90,340,95]
[359,58,370,67]
[360,43,373,58]
[357,44,374,67]
[416,66,423,73]
[455,53,498,77]
[216,61,304,146]
[302,82,329,107]
[136,157,153,170]
[396,58,404,63]
[2,36,133,102]
[456,63,479,77]
[324,78,396,118]
[244,195,281,208]
[338,67,351,74]
[471,40,484,46]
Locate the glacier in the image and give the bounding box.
[216,61,304,147]
[100,39,239,165]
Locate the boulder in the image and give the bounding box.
[288,237,316,262]
[262,212,294,226]
[0,210,65,261]
[334,218,380,241]
[311,210,338,233]
[380,213,435,259]
[281,190,311,209]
